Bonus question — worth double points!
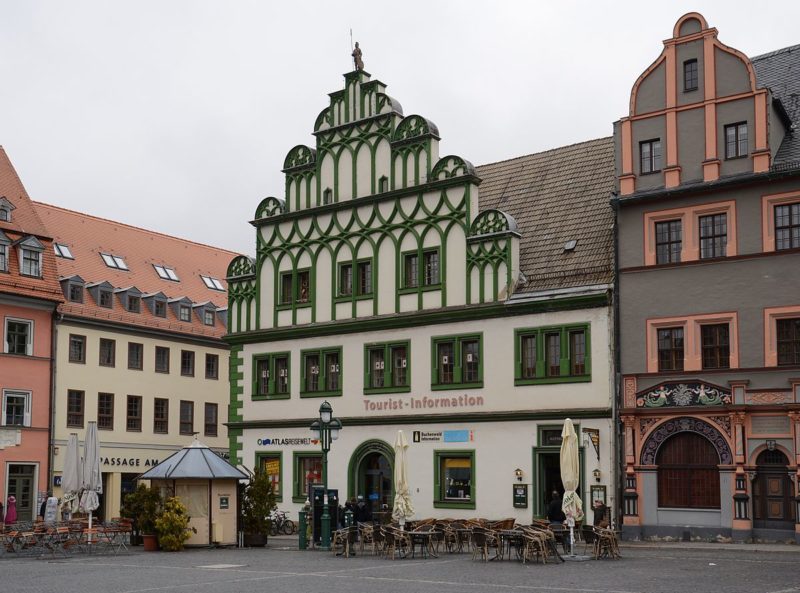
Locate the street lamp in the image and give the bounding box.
[310,400,341,550]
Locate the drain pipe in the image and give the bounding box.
[610,194,624,530]
[47,309,61,503]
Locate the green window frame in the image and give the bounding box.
[300,347,342,398]
[277,268,312,309]
[336,258,374,300]
[251,352,291,400]
[431,333,483,390]
[255,452,283,502]
[400,247,441,292]
[514,324,591,385]
[292,452,323,503]
[433,450,475,509]
[363,341,411,394]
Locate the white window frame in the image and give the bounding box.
[19,248,42,277]
[54,243,74,259]
[0,243,7,272]
[201,275,225,291]
[101,253,129,270]
[2,389,32,427]
[4,317,33,356]
[0,207,9,222]
[154,265,179,281]
[203,309,215,326]
[179,305,191,322]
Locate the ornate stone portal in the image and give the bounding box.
[640,417,733,465]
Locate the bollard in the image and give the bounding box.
[298,509,308,550]
[344,509,354,528]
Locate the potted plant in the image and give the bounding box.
[155,497,196,551]
[241,470,276,547]
[121,484,163,551]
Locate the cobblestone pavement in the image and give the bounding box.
[1,543,798,593]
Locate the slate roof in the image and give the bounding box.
[138,439,247,480]
[752,44,800,168]
[477,137,615,293]
[0,147,64,303]
[33,202,240,339]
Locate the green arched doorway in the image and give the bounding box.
[347,439,395,514]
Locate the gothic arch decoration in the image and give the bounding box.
[255,197,286,219]
[392,115,440,143]
[431,155,476,181]
[227,255,256,280]
[640,417,733,466]
[283,145,316,171]
[346,438,395,501]
[470,209,519,237]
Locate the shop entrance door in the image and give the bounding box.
[358,452,392,516]
[753,449,794,529]
[7,464,36,522]
[532,446,584,519]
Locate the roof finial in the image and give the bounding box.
[352,41,364,71]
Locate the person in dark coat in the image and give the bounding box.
[546,491,566,524]
[355,495,372,523]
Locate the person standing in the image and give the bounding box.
[4,495,17,525]
[546,491,566,525]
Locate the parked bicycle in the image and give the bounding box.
[269,510,296,535]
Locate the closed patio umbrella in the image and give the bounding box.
[62,433,82,514]
[392,430,414,528]
[560,418,584,556]
[80,421,103,541]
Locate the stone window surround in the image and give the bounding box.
[763,304,800,367]
[646,312,739,373]
[643,200,737,266]
[761,190,800,252]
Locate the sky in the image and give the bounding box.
[1,1,798,255]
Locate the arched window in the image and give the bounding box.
[657,432,720,508]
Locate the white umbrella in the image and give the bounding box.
[62,433,82,513]
[392,430,414,528]
[560,418,584,556]
[80,421,103,541]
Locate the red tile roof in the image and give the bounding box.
[33,202,241,339]
[0,146,64,303]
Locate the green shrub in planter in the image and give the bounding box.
[155,497,196,551]
[121,484,163,538]
[241,470,277,545]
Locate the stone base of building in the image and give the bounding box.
[751,528,798,543]
[623,524,733,542]
[731,529,752,543]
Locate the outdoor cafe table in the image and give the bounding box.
[409,530,438,559]
[494,529,524,561]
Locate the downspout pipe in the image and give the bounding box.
[47,309,61,503]
[610,192,624,529]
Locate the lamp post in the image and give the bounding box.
[310,400,341,551]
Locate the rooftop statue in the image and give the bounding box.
[352,42,364,71]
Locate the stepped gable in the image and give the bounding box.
[477,137,615,293]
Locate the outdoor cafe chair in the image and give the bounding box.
[381,526,410,560]
[332,525,358,558]
[593,527,621,560]
[469,527,492,562]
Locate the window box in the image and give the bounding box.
[431,334,482,389]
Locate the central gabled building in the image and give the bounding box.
[227,67,616,521]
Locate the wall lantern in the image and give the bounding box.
[514,468,523,482]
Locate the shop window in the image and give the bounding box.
[432,334,482,389]
[657,432,720,509]
[256,452,283,502]
[293,453,322,502]
[434,450,475,509]
[252,352,291,399]
[300,347,342,397]
[97,393,114,430]
[179,400,194,435]
[364,342,409,393]
[515,325,591,385]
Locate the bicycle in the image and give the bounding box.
[269,510,296,535]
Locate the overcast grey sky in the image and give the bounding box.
[1,1,798,255]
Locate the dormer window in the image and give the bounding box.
[201,275,225,291]
[127,295,141,313]
[179,305,191,322]
[21,249,41,277]
[154,264,179,281]
[99,289,112,308]
[203,310,215,326]
[68,283,83,303]
[154,300,167,318]
[0,231,9,272]
[0,197,15,223]
[101,253,129,270]
[54,243,74,259]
